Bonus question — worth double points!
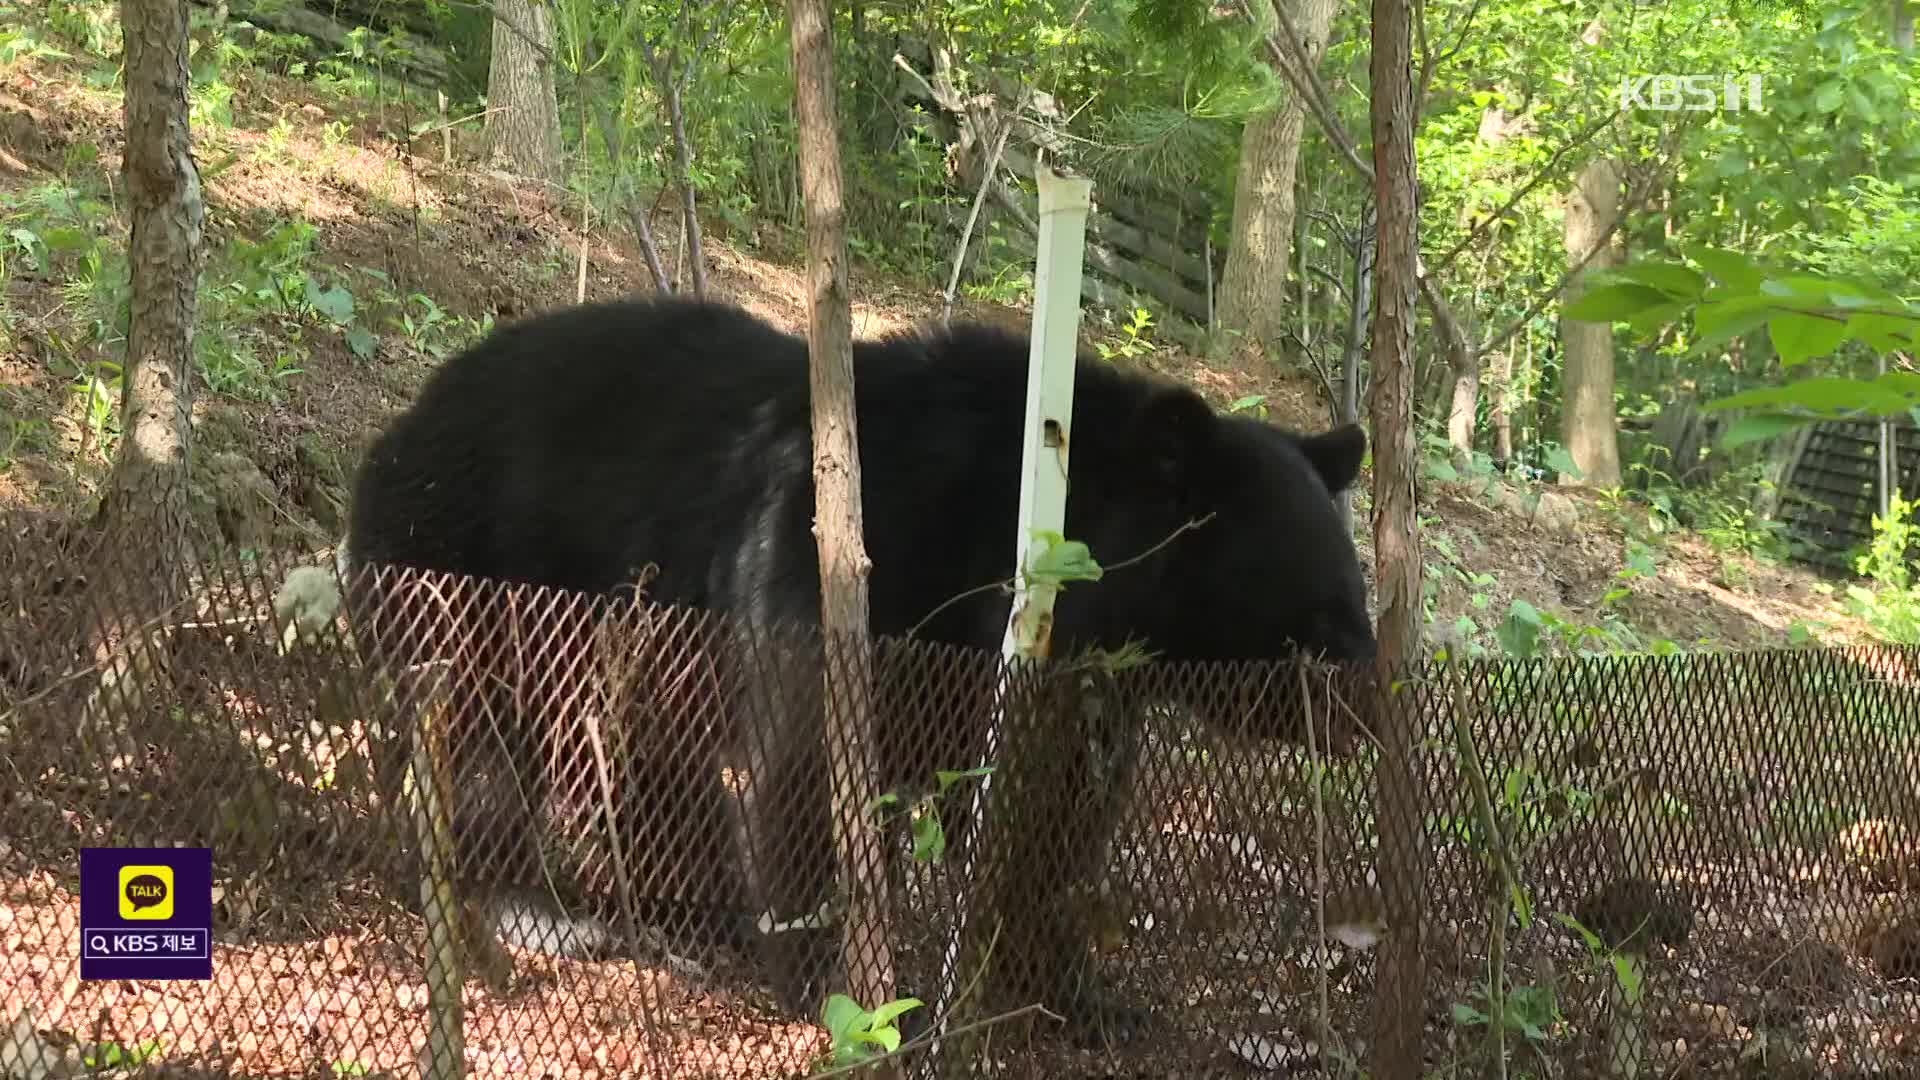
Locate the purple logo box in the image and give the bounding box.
[79,847,213,981]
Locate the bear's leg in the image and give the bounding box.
[966,666,1152,1046]
[611,721,756,959]
[733,660,843,1018]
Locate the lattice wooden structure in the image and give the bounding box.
[1774,417,1920,572]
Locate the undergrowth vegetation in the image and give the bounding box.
[0,0,1896,668]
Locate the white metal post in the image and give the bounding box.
[1880,352,1895,523]
[917,164,1092,1073]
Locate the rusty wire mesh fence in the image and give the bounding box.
[5,518,1920,1078]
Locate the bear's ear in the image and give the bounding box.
[1297,423,1367,494]
[1137,383,1215,483]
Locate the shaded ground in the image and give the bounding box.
[6,650,1920,1079]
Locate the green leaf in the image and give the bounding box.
[855,1027,899,1054]
[1508,881,1534,928]
[345,325,378,360]
[1622,301,1690,335]
[1496,600,1542,658]
[1758,275,1845,307]
[1719,412,1814,450]
[1857,78,1898,128]
[1612,954,1644,1002]
[868,997,925,1029]
[1877,371,1920,401]
[40,226,94,253]
[1706,376,1918,418]
[1624,548,1657,578]
[1611,261,1705,300]
[911,814,946,863]
[823,994,869,1040]
[1452,1003,1490,1026]
[1027,531,1103,586]
[1768,312,1848,366]
[1693,297,1777,349]
[933,766,992,793]
[1813,79,1845,113]
[1543,445,1582,480]
[304,277,357,325]
[1844,312,1920,354]
[1684,246,1765,292]
[1562,283,1672,323]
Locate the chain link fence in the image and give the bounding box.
[4,515,1920,1078]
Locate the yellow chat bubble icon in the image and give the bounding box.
[118,865,174,921]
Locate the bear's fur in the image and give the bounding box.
[345,297,1375,1040]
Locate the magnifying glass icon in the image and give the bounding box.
[87,934,109,954]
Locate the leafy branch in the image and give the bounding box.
[1563,248,1920,447]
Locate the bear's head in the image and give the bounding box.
[1094,383,1378,753]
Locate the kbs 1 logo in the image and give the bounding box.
[80,847,213,981]
[1618,74,1764,113]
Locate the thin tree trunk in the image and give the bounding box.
[1335,207,1373,535]
[484,0,562,184]
[1491,344,1514,462]
[787,0,898,1051]
[1419,274,1476,460]
[576,35,674,293]
[1896,0,1915,51]
[662,76,709,299]
[1432,105,1524,458]
[1365,0,1427,1072]
[1217,0,1341,366]
[103,0,205,577]
[1559,157,1624,488]
[1447,355,1479,457]
[87,0,207,739]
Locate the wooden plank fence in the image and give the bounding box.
[998,178,1224,353]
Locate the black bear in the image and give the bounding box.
[343,297,1375,1042]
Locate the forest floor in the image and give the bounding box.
[0,30,1910,1080]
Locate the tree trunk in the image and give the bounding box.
[1558,157,1624,488]
[87,0,206,743]
[1491,344,1514,462]
[1335,207,1373,535]
[1365,0,1427,1073]
[1217,0,1341,366]
[787,0,898,1046]
[103,0,205,576]
[1419,274,1476,460]
[1447,355,1479,456]
[1897,0,1915,51]
[1431,104,1524,457]
[484,0,561,185]
[662,76,710,299]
